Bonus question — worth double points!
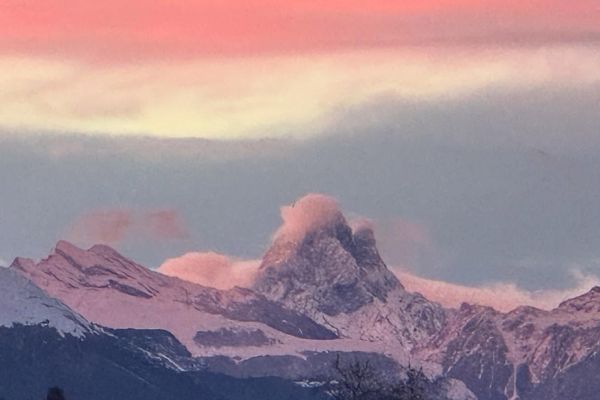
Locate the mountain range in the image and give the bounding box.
[4,203,600,399]
[0,267,326,400]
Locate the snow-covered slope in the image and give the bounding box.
[0,267,91,337]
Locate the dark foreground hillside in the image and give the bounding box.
[0,325,325,400]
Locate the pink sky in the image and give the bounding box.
[0,1,598,138]
[1,0,598,61]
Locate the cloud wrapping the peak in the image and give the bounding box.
[273,193,343,242]
[158,252,260,290]
[349,217,375,233]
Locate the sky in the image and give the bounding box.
[1,1,600,310]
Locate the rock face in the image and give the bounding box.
[420,292,600,400]
[253,215,447,351]
[254,214,400,317]
[424,304,513,400]
[194,328,276,348]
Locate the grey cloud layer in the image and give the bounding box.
[1,84,599,291]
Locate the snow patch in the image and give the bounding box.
[0,268,92,337]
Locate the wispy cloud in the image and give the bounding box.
[66,208,189,247]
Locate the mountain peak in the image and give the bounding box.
[557,285,600,313]
[51,240,141,271]
[590,286,600,294]
[15,240,161,301]
[54,240,126,264]
[53,239,101,268]
[253,195,401,317]
[55,239,82,254]
[10,256,36,271]
[88,243,125,258]
[352,221,376,244]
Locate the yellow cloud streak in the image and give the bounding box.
[0,46,598,139]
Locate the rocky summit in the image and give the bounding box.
[254,212,400,317]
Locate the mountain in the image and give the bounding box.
[11,240,473,399]
[420,292,600,400]
[0,267,325,400]
[13,225,448,362]
[254,213,446,353]
[12,240,338,358]
[254,214,400,316]
[251,200,600,400]
[17,200,600,399]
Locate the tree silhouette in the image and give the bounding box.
[392,367,428,400]
[331,355,380,400]
[330,355,428,400]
